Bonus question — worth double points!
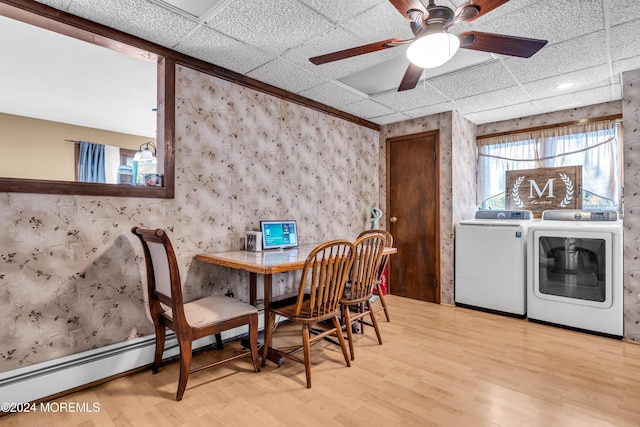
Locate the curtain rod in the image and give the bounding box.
[476,114,622,140]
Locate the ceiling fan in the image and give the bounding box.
[309,0,548,91]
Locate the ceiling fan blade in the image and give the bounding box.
[310,38,407,65]
[389,0,427,20]
[453,0,509,23]
[459,31,548,58]
[398,63,423,91]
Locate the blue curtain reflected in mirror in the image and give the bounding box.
[78,141,106,183]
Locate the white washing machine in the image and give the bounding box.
[455,210,534,317]
[527,210,623,337]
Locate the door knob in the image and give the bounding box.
[390,216,398,223]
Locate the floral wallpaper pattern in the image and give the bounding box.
[622,69,640,341]
[0,64,380,372]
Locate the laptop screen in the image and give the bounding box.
[260,220,299,250]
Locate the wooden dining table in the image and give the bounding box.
[195,243,397,308]
[194,243,397,364]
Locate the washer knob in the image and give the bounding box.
[574,212,583,220]
[497,212,506,219]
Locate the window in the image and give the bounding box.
[477,119,622,211]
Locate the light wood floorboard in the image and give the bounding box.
[4,295,640,426]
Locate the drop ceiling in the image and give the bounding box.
[22,0,640,127]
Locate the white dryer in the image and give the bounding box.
[455,210,534,317]
[527,210,623,337]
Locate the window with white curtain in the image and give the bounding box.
[477,119,622,211]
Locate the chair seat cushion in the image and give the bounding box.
[165,295,257,328]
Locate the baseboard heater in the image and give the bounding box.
[0,320,260,405]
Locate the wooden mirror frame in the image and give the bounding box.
[0,0,175,198]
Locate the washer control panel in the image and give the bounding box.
[541,210,619,221]
[474,210,532,220]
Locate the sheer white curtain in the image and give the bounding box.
[477,120,621,210]
[104,145,120,184]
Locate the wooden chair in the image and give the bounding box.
[357,229,393,322]
[341,232,386,360]
[261,240,356,388]
[131,227,260,401]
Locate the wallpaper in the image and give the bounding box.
[0,64,380,372]
[622,69,640,341]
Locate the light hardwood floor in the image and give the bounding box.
[4,295,640,426]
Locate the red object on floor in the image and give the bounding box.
[374,267,388,295]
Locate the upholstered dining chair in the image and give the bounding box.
[131,227,260,401]
[357,229,394,322]
[261,240,356,388]
[341,232,386,360]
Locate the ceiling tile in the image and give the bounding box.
[369,112,411,125]
[608,0,640,26]
[175,26,275,74]
[342,1,413,43]
[299,0,384,23]
[158,0,224,18]
[428,60,517,99]
[339,99,394,119]
[68,0,198,48]
[467,0,603,44]
[373,83,449,111]
[522,65,612,100]
[404,101,459,119]
[614,56,640,76]
[339,49,413,95]
[610,19,640,62]
[454,86,531,114]
[298,82,367,107]
[534,84,619,112]
[466,101,542,125]
[205,0,333,55]
[247,58,327,93]
[502,31,608,84]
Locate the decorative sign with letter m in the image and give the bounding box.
[506,166,582,217]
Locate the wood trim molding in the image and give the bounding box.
[477,114,622,140]
[0,0,176,198]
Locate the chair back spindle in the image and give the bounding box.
[262,240,356,388]
[339,232,387,361]
[349,233,386,300]
[356,229,394,322]
[295,242,354,319]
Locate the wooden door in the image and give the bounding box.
[386,131,440,303]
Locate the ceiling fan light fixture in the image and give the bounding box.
[406,32,460,69]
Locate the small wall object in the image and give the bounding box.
[245,231,262,252]
[143,173,162,187]
[506,165,582,217]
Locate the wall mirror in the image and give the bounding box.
[0,0,175,198]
